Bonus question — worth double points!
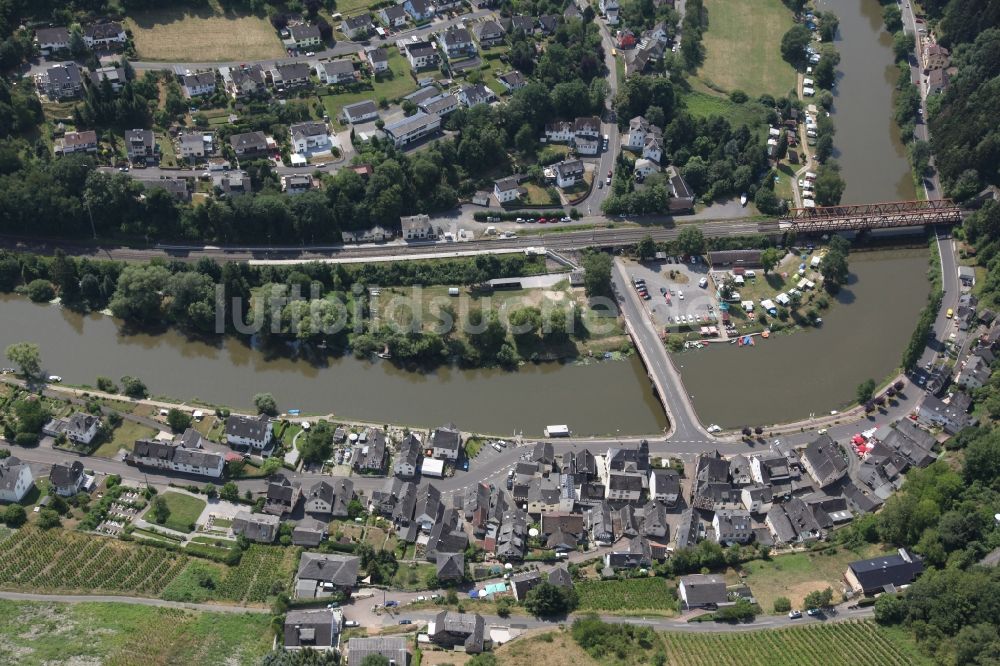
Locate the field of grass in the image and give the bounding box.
[659,621,930,666]
[125,1,284,61]
[93,420,158,459]
[155,491,207,533]
[681,88,771,130]
[730,544,883,612]
[697,0,797,98]
[0,600,272,665]
[321,51,417,127]
[575,577,678,614]
[496,629,598,666]
[391,561,437,590]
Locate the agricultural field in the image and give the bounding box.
[0,600,272,665]
[697,0,797,98]
[0,527,187,596]
[658,621,930,666]
[155,491,207,533]
[214,544,298,603]
[124,2,284,61]
[575,577,679,614]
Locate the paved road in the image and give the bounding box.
[0,590,267,613]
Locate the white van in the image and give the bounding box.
[698,277,708,288]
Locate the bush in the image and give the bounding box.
[3,504,26,527]
[166,408,193,433]
[37,508,61,529]
[773,596,792,613]
[26,279,55,303]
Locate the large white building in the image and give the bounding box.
[0,457,34,503]
[131,433,225,478]
[225,414,274,451]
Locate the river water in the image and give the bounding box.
[821,0,917,203]
[0,294,667,437]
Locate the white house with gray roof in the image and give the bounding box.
[131,435,225,478]
[341,100,380,124]
[43,412,101,445]
[0,457,34,503]
[316,59,356,85]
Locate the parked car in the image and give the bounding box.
[385,600,399,607]
[344,620,359,627]
[806,608,821,617]
[399,619,412,625]
[788,610,802,619]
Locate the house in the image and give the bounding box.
[364,47,390,74]
[634,158,657,179]
[541,512,585,550]
[404,0,435,23]
[750,451,791,485]
[497,70,526,92]
[729,455,752,486]
[549,565,573,589]
[122,128,155,165]
[675,508,699,549]
[380,5,409,28]
[428,611,485,653]
[84,22,126,49]
[413,483,444,532]
[554,159,585,188]
[181,71,216,98]
[767,497,822,544]
[139,177,189,201]
[290,121,330,153]
[376,477,414,522]
[458,83,495,107]
[221,65,266,98]
[0,457,34,503]
[403,39,440,71]
[317,59,356,85]
[214,170,251,196]
[678,574,728,609]
[331,477,355,518]
[355,428,388,474]
[284,608,341,650]
[89,66,127,91]
[304,480,336,517]
[281,174,313,194]
[924,68,950,96]
[538,15,560,35]
[438,27,475,57]
[510,571,543,600]
[419,93,458,116]
[291,518,328,547]
[473,21,505,48]
[599,0,620,15]
[229,131,269,157]
[957,351,992,389]
[35,62,84,99]
[49,461,85,497]
[43,412,101,446]
[668,170,695,213]
[607,471,644,503]
[264,474,303,516]
[643,134,663,163]
[342,226,394,243]
[401,214,435,241]
[574,116,601,140]
[346,637,409,666]
[845,548,924,595]
[270,62,312,89]
[712,509,752,544]
[741,484,773,514]
[384,111,441,148]
[341,100,380,124]
[54,130,98,157]
[642,500,669,538]
[618,30,637,49]
[34,26,70,54]
[232,511,280,543]
[801,434,847,488]
[295,553,361,598]
[288,23,322,49]
[958,265,976,288]
[625,116,652,150]
[922,42,950,71]
[493,510,528,560]
[504,15,535,35]
[545,121,575,143]
[130,437,225,478]
[917,392,972,434]
[178,132,212,160]
[225,413,273,450]
[436,551,465,582]
[606,535,662,568]
[494,176,526,204]
[587,502,616,545]
[429,423,461,461]
[343,14,372,40]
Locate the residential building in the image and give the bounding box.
[626,115,653,149]
[544,120,574,143]
[473,20,505,48]
[0,457,34,503]
[504,15,535,35]
[607,471,644,503]
[458,83,495,107]
[729,455,752,486]
[55,130,98,156]
[497,70,526,92]
[510,571,543,600]
[404,0,435,22]
[384,111,441,147]
[400,214,434,241]
[290,121,330,154]
[288,23,322,49]
[606,535,661,568]
[283,608,341,650]
[264,474,302,516]
[419,93,458,116]
[437,27,474,57]
[225,413,273,450]
[750,451,791,485]
[390,434,421,479]
[428,611,485,653]
[403,40,440,70]
[270,62,312,89]
[587,502,615,545]
[643,134,663,163]
[343,14,372,40]
[342,226,393,242]
[541,512,585,550]
[125,129,156,165]
[304,480,336,517]
[436,551,465,582]
[494,176,526,204]
[331,477,355,518]
[355,428,388,474]
[35,62,83,99]
[801,434,847,488]
[712,509,752,544]
[178,132,212,160]
[553,159,585,188]
[668,169,696,212]
[229,131,269,156]
[214,170,250,196]
[845,548,924,595]
[130,437,225,478]
[678,574,728,609]
[295,553,361,598]
[49,461,85,497]
[924,67,950,96]
[548,565,573,589]
[291,519,325,548]
[642,500,669,538]
[181,71,216,98]
[43,412,101,445]
[741,484,773,514]
[957,351,992,389]
[675,508,699,548]
[916,392,972,434]
[84,22,126,49]
[221,65,266,98]
[922,42,950,71]
[232,511,280,543]
[89,66,127,91]
[379,5,409,28]
[765,497,822,545]
[428,423,461,461]
[573,116,601,140]
[282,174,314,195]
[634,157,657,179]
[317,59,356,85]
[34,26,70,54]
[538,14,560,34]
[346,637,409,666]
[341,100,380,124]
[364,47,390,74]
[413,483,443,532]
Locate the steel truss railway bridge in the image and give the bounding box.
[771,199,964,234]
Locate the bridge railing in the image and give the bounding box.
[779,199,963,232]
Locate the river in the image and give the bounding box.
[821,0,917,203]
[674,248,930,428]
[0,294,667,437]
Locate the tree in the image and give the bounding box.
[5,342,41,377]
[37,508,61,529]
[14,397,50,434]
[856,378,877,405]
[882,5,902,32]
[803,587,834,609]
[3,504,26,527]
[677,226,705,257]
[152,495,170,524]
[523,581,577,616]
[166,408,192,433]
[360,657,390,666]
[760,247,783,274]
[254,393,278,416]
[780,25,813,66]
[108,264,170,324]
[773,596,792,613]
[581,251,613,298]
[893,32,916,62]
[220,481,240,502]
[120,376,148,399]
[636,234,656,260]
[814,163,846,206]
[300,421,333,464]
[96,376,117,393]
[26,279,55,302]
[819,248,849,294]
[754,187,784,216]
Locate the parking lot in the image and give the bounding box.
[623,258,721,332]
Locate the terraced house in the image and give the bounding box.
[130,436,225,478]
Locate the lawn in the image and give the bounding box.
[681,88,771,130]
[391,562,437,590]
[155,491,207,533]
[697,0,797,98]
[321,51,417,127]
[0,600,272,665]
[730,544,884,613]
[575,577,679,614]
[125,1,284,61]
[92,420,159,459]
